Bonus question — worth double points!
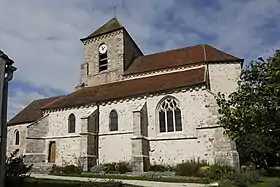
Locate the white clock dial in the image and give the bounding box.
[99,44,108,54]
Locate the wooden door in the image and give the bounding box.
[48,141,56,163]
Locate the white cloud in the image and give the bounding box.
[1,0,280,118]
[7,89,46,120]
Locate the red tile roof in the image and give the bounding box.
[124,44,242,75]
[42,67,206,110]
[8,96,63,125]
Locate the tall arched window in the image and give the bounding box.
[98,43,108,72]
[157,97,182,133]
[109,110,118,131]
[68,114,76,133]
[15,130,20,145]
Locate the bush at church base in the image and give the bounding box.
[50,164,83,175]
[175,159,208,177]
[91,162,132,174]
[5,149,33,186]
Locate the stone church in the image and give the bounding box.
[7,18,243,172]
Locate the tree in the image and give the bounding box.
[216,50,280,168]
[5,149,33,186]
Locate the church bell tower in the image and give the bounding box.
[76,18,143,89]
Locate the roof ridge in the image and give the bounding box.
[81,18,123,40]
[142,44,203,58]
[202,44,207,61]
[204,44,242,60]
[41,95,66,109]
[33,95,64,102]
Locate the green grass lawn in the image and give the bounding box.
[220,177,280,187]
[9,178,140,187]
[52,172,211,184]
[250,177,280,187]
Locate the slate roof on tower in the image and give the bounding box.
[81,18,123,41]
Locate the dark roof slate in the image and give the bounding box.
[81,18,123,40]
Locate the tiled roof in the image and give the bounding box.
[42,67,206,110]
[8,96,63,125]
[124,44,242,75]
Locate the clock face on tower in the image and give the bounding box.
[99,44,108,54]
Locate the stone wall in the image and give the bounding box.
[7,123,29,155]
[80,29,124,87]
[25,115,49,164]
[208,62,241,96]
[42,107,94,166]
[97,77,238,166]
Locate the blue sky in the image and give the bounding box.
[0,0,280,119]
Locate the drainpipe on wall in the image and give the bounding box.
[0,50,16,187]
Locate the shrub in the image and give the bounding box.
[115,161,132,174]
[91,165,107,174]
[233,167,259,187]
[200,163,234,180]
[91,162,132,174]
[5,149,33,186]
[49,165,62,175]
[62,165,83,174]
[83,180,124,187]
[140,171,175,178]
[149,164,174,172]
[103,163,118,174]
[50,164,82,175]
[175,159,208,176]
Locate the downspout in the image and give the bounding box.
[0,50,16,187]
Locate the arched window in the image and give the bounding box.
[109,110,118,131]
[15,130,20,145]
[157,97,182,133]
[98,43,108,72]
[68,114,76,133]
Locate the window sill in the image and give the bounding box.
[150,132,197,141]
[99,131,133,136]
[148,135,197,141]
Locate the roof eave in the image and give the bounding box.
[7,120,35,126]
